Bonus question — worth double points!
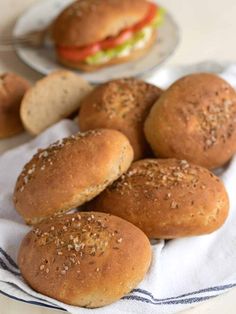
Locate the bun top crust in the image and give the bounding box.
[144,73,236,169]
[52,0,150,46]
[18,212,151,307]
[13,129,134,224]
[88,159,229,238]
[79,78,162,160]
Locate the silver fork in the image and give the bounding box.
[0,28,50,51]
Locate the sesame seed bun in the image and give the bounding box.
[18,212,151,308]
[13,129,134,225]
[79,78,162,160]
[86,159,229,239]
[0,73,30,138]
[56,30,157,72]
[52,0,150,47]
[144,73,236,169]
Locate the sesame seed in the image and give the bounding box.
[39,151,48,158]
[73,237,79,244]
[170,201,178,209]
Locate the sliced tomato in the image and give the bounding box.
[57,43,100,62]
[57,3,158,62]
[100,29,133,50]
[132,3,158,32]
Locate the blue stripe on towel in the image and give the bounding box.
[123,294,218,305]
[0,246,235,308]
[0,257,20,276]
[0,248,18,269]
[132,283,236,302]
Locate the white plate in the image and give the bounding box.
[13,0,180,84]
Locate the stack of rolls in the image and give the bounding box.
[15,73,235,308]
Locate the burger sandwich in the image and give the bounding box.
[52,0,164,71]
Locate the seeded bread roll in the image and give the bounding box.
[20,70,92,135]
[13,129,134,225]
[144,73,236,169]
[18,212,151,308]
[79,78,162,160]
[87,159,229,239]
[0,72,30,138]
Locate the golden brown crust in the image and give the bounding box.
[0,73,30,138]
[144,73,236,169]
[13,129,134,224]
[52,0,150,46]
[79,78,162,160]
[18,212,151,308]
[57,29,157,71]
[87,159,229,239]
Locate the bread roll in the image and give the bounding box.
[20,70,92,135]
[87,159,229,239]
[79,78,162,160]
[18,212,151,308]
[13,129,133,225]
[144,73,236,169]
[0,72,30,138]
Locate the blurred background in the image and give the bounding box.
[1,0,236,80]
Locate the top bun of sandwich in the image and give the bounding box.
[53,0,150,47]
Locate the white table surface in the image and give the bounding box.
[1,0,236,313]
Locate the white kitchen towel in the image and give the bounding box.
[1,62,236,314]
